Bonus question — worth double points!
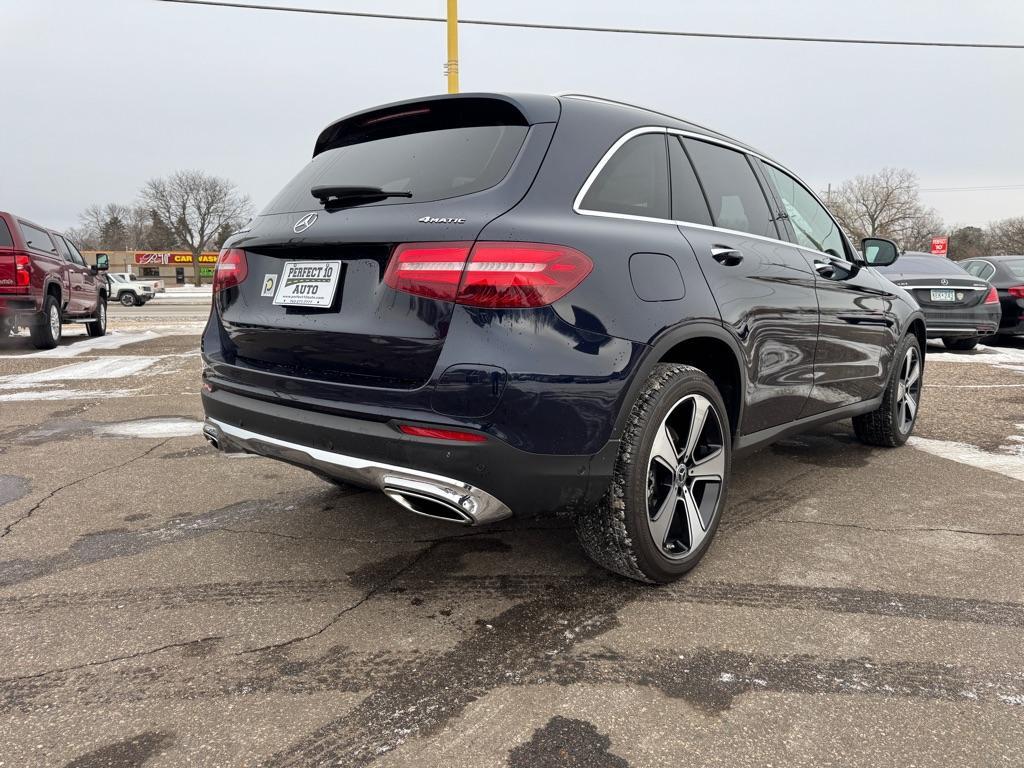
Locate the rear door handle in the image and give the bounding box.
[710,246,743,266]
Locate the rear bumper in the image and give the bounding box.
[0,296,38,321]
[923,309,1000,338]
[201,387,618,520]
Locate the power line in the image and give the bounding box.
[920,184,1024,192]
[153,0,1024,50]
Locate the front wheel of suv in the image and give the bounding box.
[575,364,731,584]
[853,333,923,447]
[119,292,135,307]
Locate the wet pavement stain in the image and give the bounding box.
[62,730,175,768]
[260,581,638,767]
[539,648,1024,713]
[0,492,352,587]
[508,716,630,767]
[0,474,30,508]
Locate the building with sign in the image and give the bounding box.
[82,250,219,284]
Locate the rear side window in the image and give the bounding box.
[669,138,712,225]
[0,218,12,247]
[580,133,670,220]
[19,222,56,254]
[264,106,529,215]
[683,139,777,239]
[1002,258,1024,278]
[962,261,995,280]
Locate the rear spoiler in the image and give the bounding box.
[313,93,560,157]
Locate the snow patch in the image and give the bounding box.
[0,388,140,402]
[908,436,1024,483]
[0,356,160,389]
[94,418,203,438]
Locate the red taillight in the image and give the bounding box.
[398,424,487,442]
[14,253,31,287]
[383,242,472,301]
[213,249,248,292]
[383,241,593,308]
[1009,286,1024,299]
[984,286,1000,304]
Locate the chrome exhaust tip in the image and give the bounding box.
[202,423,221,450]
[383,489,473,525]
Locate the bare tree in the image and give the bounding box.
[987,216,1024,255]
[828,168,944,251]
[73,202,174,251]
[140,170,252,285]
[948,225,989,261]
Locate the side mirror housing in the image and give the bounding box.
[862,237,900,267]
[95,253,109,271]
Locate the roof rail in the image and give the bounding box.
[553,93,742,148]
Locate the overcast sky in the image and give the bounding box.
[3,0,1023,232]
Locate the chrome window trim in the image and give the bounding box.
[572,125,855,263]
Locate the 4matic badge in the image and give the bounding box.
[418,216,466,224]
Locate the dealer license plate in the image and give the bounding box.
[930,289,956,302]
[273,261,342,307]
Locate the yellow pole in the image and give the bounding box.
[446,0,459,93]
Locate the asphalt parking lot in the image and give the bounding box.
[2,304,1023,767]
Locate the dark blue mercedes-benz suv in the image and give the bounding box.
[201,93,926,583]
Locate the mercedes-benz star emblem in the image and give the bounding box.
[940,278,948,285]
[293,213,318,233]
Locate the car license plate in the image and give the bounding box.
[273,261,342,307]
[930,289,956,302]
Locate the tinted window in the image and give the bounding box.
[962,260,995,280]
[683,139,776,238]
[874,254,971,276]
[0,218,12,248]
[264,124,528,215]
[19,222,56,254]
[64,239,87,266]
[669,138,712,225]
[53,235,73,262]
[580,133,670,219]
[763,164,847,257]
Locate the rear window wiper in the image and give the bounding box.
[311,185,412,209]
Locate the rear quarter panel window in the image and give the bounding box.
[579,133,670,220]
[19,222,56,255]
[263,124,529,215]
[683,139,777,239]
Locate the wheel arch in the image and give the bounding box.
[613,322,746,443]
[907,314,927,356]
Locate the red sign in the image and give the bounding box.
[930,237,949,257]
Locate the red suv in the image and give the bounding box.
[0,211,108,349]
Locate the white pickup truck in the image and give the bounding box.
[109,272,164,293]
[107,273,155,306]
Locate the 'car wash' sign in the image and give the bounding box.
[930,237,949,257]
[134,252,218,265]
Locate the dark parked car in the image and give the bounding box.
[873,252,1001,350]
[201,93,925,583]
[0,211,108,348]
[959,256,1024,340]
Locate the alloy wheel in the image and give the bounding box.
[49,304,61,341]
[645,394,726,558]
[896,346,921,433]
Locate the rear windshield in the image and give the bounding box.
[1003,258,1024,278]
[874,253,970,276]
[0,218,12,247]
[263,122,529,215]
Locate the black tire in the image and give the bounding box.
[29,294,62,350]
[86,297,107,337]
[853,333,923,447]
[119,292,135,307]
[942,336,978,351]
[575,364,731,584]
[0,322,10,339]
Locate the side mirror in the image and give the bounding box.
[862,237,900,267]
[95,253,109,271]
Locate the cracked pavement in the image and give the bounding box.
[1,313,1023,767]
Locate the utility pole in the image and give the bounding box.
[445,0,459,93]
